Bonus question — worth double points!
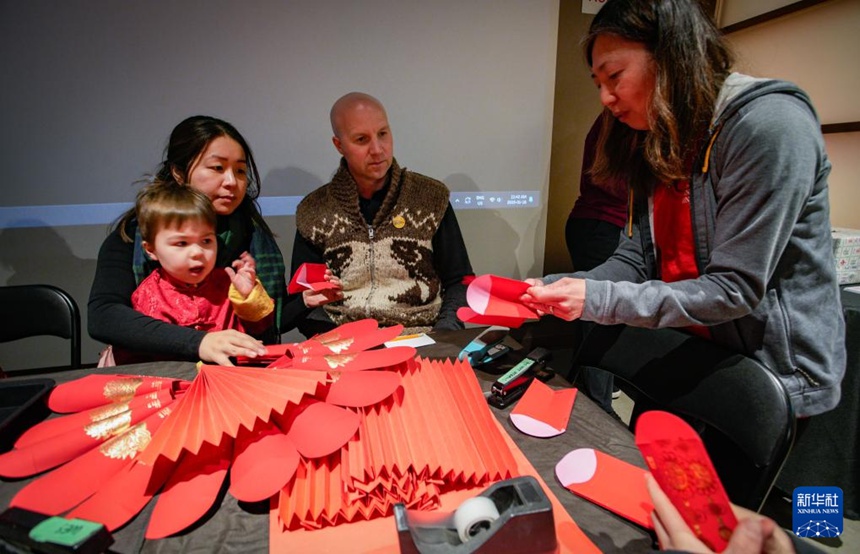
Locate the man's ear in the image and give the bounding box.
[332,136,344,156]
[142,241,158,261]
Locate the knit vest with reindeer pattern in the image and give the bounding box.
[295,159,449,328]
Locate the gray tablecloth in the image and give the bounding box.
[1,326,653,553]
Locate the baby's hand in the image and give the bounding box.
[225,251,257,298]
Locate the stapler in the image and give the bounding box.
[487,347,553,409]
[457,326,510,367]
[394,475,557,554]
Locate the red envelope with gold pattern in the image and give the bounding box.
[635,410,737,552]
[288,263,338,294]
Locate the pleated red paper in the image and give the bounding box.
[137,366,326,465]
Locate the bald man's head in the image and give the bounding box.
[330,92,387,138]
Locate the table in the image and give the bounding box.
[776,287,860,520]
[1,326,654,553]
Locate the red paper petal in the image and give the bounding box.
[288,402,359,459]
[0,392,176,478]
[294,325,404,356]
[9,409,175,515]
[145,438,232,539]
[326,371,402,408]
[456,306,527,328]
[230,427,299,502]
[290,346,416,372]
[68,457,172,532]
[48,374,185,413]
[15,389,175,449]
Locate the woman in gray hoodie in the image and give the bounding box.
[522,0,844,419]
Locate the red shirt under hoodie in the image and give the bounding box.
[652,181,711,339]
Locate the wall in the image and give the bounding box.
[545,0,604,274]
[723,0,860,229]
[0,0,560,370]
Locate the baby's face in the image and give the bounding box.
[144,219,217,286]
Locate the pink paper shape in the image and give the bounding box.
[510,380,577,438]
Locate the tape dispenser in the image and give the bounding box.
[394,476,556,554]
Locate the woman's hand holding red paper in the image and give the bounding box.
[521,277,586,321]
[302,268,343,308]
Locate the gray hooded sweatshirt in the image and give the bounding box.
[546,73,845,418]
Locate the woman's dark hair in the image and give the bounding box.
[584,0,734,189]
[118,115,273,241]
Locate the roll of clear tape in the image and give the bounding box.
[452,496,500,543]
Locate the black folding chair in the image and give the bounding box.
[576,324,796,512]
[0,284,82,373]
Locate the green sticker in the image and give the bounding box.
[30,517,103,547]
[497,358,534,385]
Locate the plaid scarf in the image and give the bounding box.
[132,212,286,338]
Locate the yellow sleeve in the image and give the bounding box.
[228,278,274,322]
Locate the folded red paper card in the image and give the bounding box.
[458,274,538,327]
[287,262,338,294]
[556,447,654,529]
[635,410,737,552]
[509,380,577,438]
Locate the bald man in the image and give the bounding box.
[285,92,474,337]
